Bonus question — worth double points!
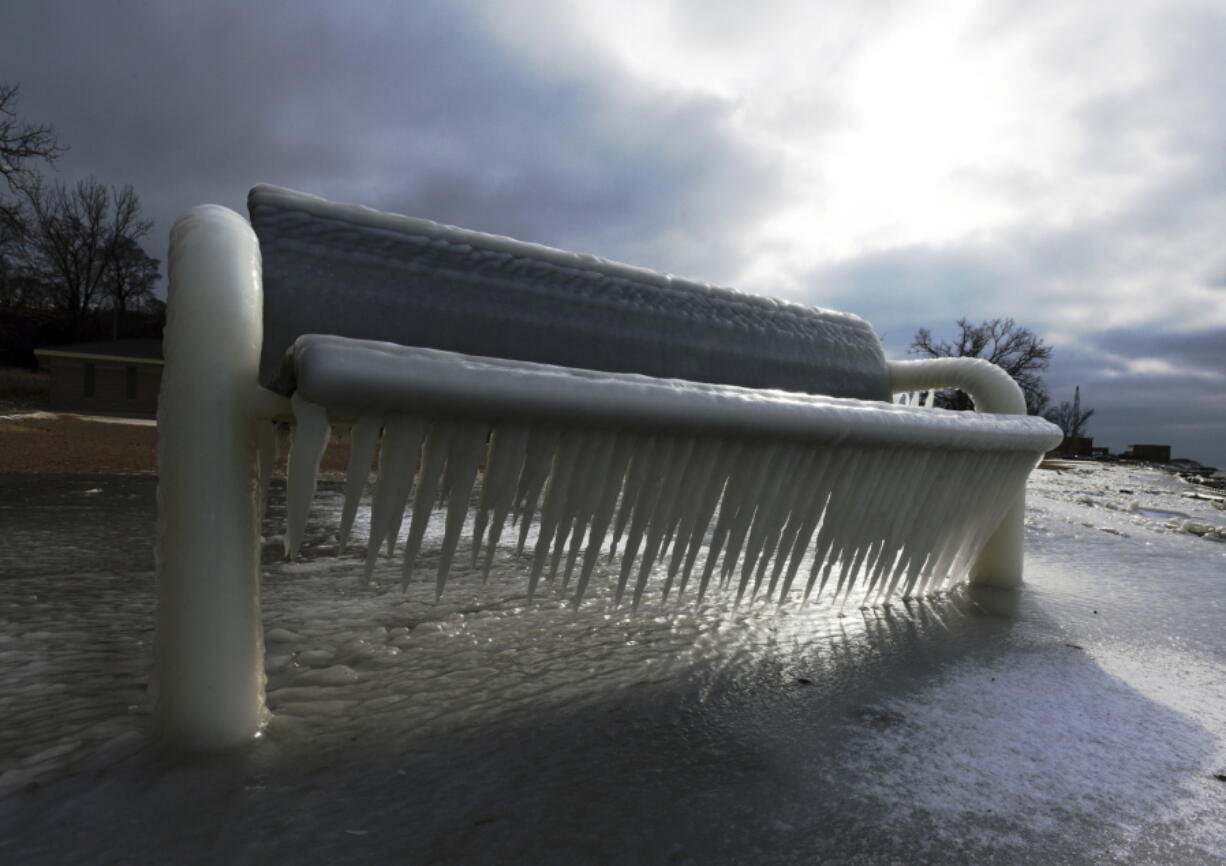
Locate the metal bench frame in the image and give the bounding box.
[154,197,1057,749]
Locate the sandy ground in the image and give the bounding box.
[0,412,351,476]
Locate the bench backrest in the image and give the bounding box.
[248,185,892,402]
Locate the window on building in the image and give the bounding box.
[126,365,138,400]
[83,362,96,398]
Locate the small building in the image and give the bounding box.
[34,339,163,418]
[1127,444,1171,463]
[1049,436,1094,458]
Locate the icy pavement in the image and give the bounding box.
[0,463,1223,864]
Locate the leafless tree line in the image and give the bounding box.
[1,82,160,341]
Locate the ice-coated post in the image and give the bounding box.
[887,358,1029,589]
[154,205,267,749]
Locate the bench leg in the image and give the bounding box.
[887,358,1030,589]
[969,498,1025,589]
[154,205,267,749]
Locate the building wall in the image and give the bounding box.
[46,357,161,417]
[1129,444,1171,463]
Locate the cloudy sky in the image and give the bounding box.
[3,0,1223,466]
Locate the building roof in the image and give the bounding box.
[34,338,164,364]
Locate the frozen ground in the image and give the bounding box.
[0,462,1223,864]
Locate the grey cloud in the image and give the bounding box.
[805,240,1226,466]
[0,0,781,280]
[1089,327,1226,378]
[803,243,1011,351]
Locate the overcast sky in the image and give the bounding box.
[3,0,1223,466]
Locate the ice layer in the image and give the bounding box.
[248,184,892,401]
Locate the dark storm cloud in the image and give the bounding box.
[1089,327,1226,378]
[0,0,780,279]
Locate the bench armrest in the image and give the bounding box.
[887,358,1027,415]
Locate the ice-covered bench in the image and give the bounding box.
[154,186,1061,749]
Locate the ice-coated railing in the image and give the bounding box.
[154,192,1061,750]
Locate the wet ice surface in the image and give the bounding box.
[1,464,1224,864]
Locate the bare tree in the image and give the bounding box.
[1044,386,1094,439]
[18,176,152,340]
[910,317,1052,414]
[1,83,63,224]
[105,236,160,338]
[1,83,64,305]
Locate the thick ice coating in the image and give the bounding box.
[248,184,893,402]
[279,339,1061,609]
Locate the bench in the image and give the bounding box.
[153,186,1061,749]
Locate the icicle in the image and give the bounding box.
[660,439,720,600]
[271,365,1050,611]
[514,427,560,554]
[400,421,452,586]
[835,446,908,608]
[928,452,990,592]
[828,445,895,607]
[736,444,804,602]
[864,449,928,604]
[888,449,951,600]
[549,433,603,585]
[705,442,772,596]
[721,443,784,595]
[614,437,674,605]
[363,416,424,582]
[572,434,635,605]
[771,448,835,603]
[527,433,583,599]
[474,425,530,580]
[631,436,696,609]
[802,448,865,603]
[676,440,740,600]
[561,433,617,590]
[338,416,382,554]
[900,450,961,598]
[695,442,764,603]
[610,434,655,560]
[914,449,975,596]
[747,445,813,601]
[433,421,489,599]
[285,393,331,560]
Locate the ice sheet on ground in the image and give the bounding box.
[0,463,1223,864]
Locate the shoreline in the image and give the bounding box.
[0,412,351,476]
